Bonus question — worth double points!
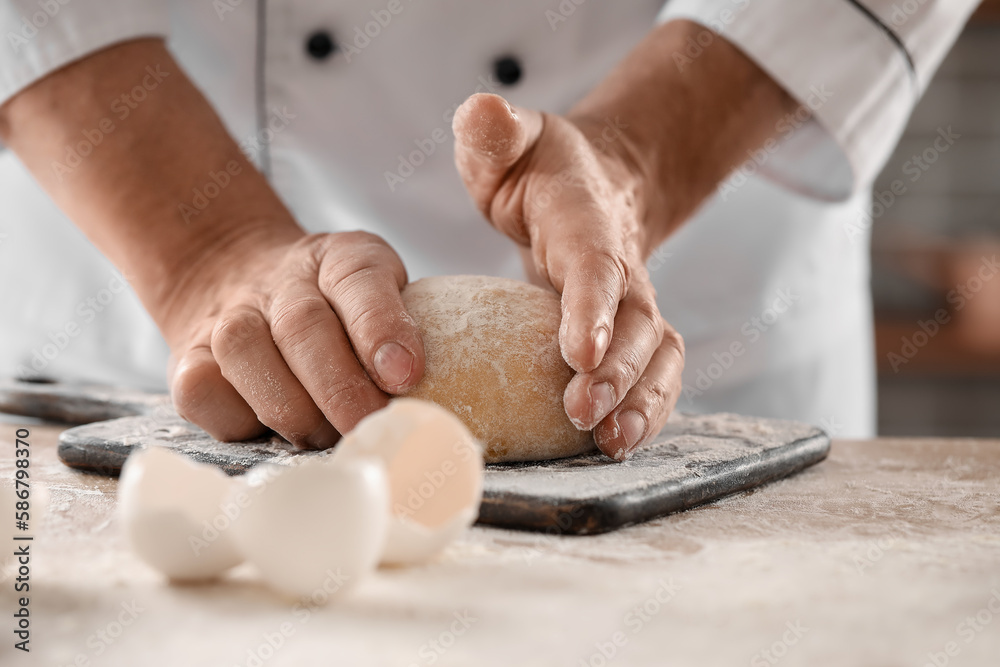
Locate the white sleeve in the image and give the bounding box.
[659,0,980,201]
[0,0,168,106]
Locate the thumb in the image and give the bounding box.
[452,93,542,238]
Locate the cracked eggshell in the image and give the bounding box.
[118,447,244,581]
[332,398,484,565]
[230,456,389,599]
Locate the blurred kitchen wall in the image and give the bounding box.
[872,5,1000,436]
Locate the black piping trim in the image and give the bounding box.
[255,0,271,178]
[843,0,918,87]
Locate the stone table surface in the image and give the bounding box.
[1,422,998,667]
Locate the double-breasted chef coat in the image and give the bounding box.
[0,0,981,437]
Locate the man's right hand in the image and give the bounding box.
[0,38,423,447]
[163,230,424,449]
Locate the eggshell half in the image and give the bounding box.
[332,398,484,565]
[230,456,389,599]
[118,447,244,581]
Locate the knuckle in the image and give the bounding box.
[210,421,264,443]
[492,212,531,245]
[577,249,631,299]
[211,308,268,357]
[321,266,386,327]
[170,356,216,419]
[319,255,411,343]
[171,354,263,441]
[207,413,265,443]
[293,232,333,254]
[257,402,323,442]
[632,295,663,336]
[612,347,645,392]
[341,299,384,339]
[643,376,674,405]
[635,370,679,416]
[315,230,405,288]
[661,325,686,362]
[269,296,331,348]
[337,229,387,250]
[297,230,387,259]
[320,252,392,300]
[315,375,372,421]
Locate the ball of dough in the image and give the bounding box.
[401,275,594,463]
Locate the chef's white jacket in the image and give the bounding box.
[0,0,979,436]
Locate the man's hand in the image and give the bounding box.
[452,20,797,460]
[453,94,683,461]
[0,38,425,448]
[163,231,424,448]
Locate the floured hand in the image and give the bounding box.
[452,94,684,461]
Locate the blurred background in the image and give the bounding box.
[872,1,1000,436]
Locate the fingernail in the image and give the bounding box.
[589,382,615,424]
[618,410,647,451]
[304,421,340,450]
[374,342,414,389]
[593,327,610,363]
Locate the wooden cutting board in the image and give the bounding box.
[0,378,830,535]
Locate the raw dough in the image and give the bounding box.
[401,275,595,463]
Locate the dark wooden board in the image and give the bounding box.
[1,379,830,535]
[0,377,169,424]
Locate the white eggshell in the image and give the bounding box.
[332,398,484,565]
[386,509,479,565]
[118,447,243,581]
[231,457,388,599]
